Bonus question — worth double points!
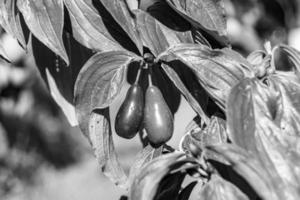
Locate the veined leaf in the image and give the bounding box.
[159,44,254,108]
[135,10,193,56]
[166,0,229,46]
[64,0,123,52]
[199,175,249,200]
[74,50,141,136]
[99,0,143,54]
[0,0,26,48]
[89,109,128,188]
[17,0,69,64]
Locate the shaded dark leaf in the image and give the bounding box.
[146,1,191,32]
[17,0,69,64]
[74,50,140,136]
[154,172,186,200]
[135,10,193,56]
[64,0,123,52]
[161,63,209,124]
[32,33,93,126]
[99,0,143,54]
[178,181,197,200]
[0,0,26,48]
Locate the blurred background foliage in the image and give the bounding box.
[0,0,300,199]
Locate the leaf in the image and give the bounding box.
[32,33,93,126]
[129,152,185,200]
[153,172,186,200]
[17,0,69,64]
[129,153,200,200]
[159,44,254,108]
[207,144,281,200]
[166,0,229,46]
[89,109,128,188]
[226,78,300,199]
[145,0,191,32]
[0,0,26,48]
[199,175,249,200]
[268,73,300,137]
[272,45,300,73]
[177,181,197,200]
[128,145,163,184]
[63,0,123,52]
[99,0,143,54]
[74,50,140,136]
[161,63,209,124]
[135,10,193,56]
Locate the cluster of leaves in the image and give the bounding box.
[1,0,300,199]
[129,45,300,200]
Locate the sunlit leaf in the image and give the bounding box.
[226,78,300,199]
[166,0,229,46]
[0,0,26,48]
[17,0,69,64]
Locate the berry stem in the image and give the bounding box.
[134,65,142,85]
[148,64,153,87]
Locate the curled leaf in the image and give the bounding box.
[74,50,140,136]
